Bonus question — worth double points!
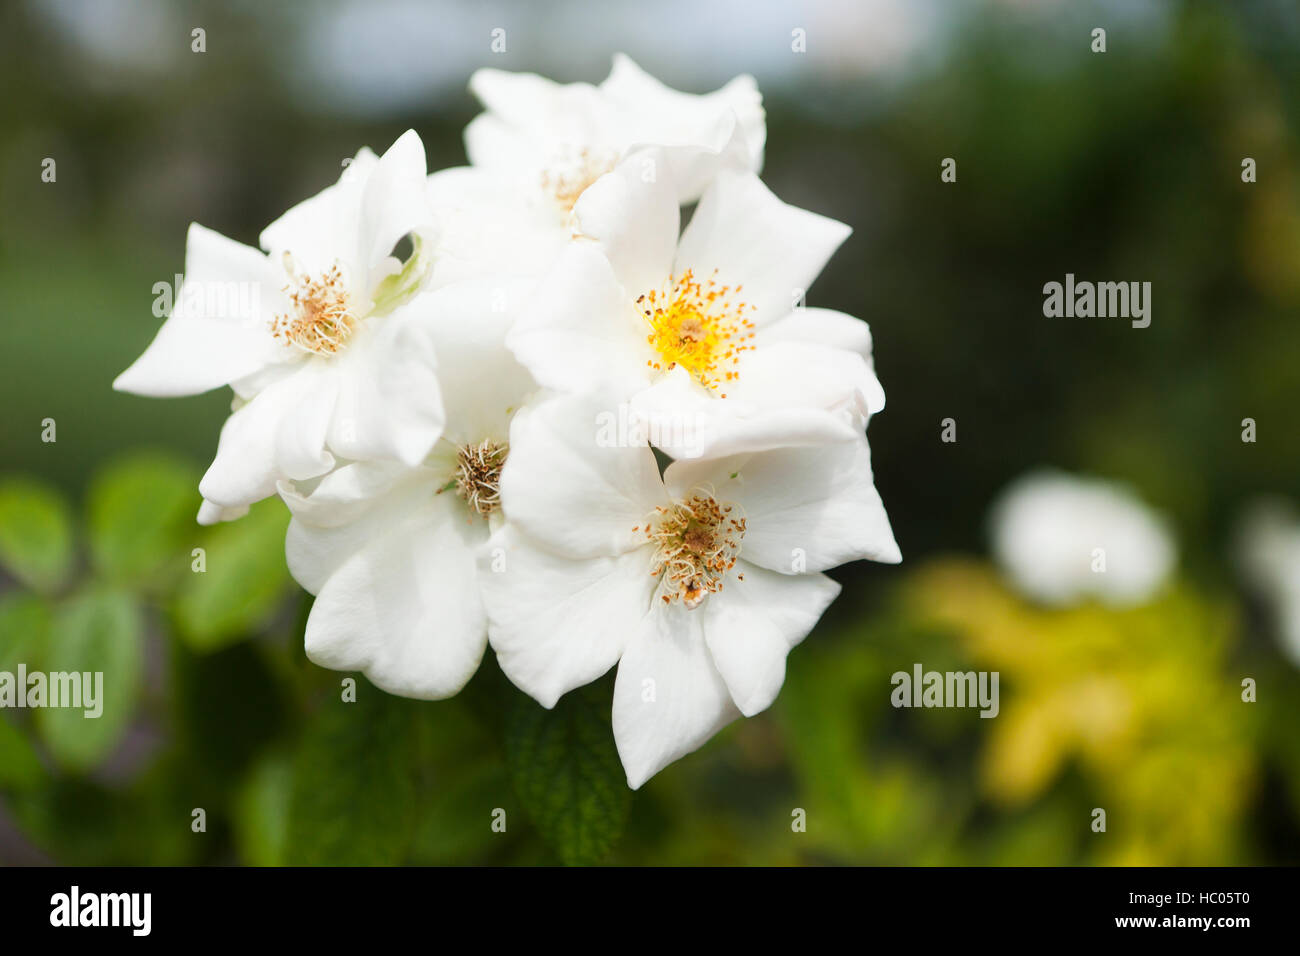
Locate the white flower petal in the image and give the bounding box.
[259,149,376,280]
[425,166,569,284]
[629,365,862,460]
[113,224,284,397]
[304,493,488,700]
[613,601,740,789]
[499,392,668,560]
[573,146,678,296]
[727,338,885,419]
[702,563,839,716]
[196,499,249,526]
[481,525,656,708]
[418,278,536,447]
[600,53,766,196]
[664,436,901,571]
[674,167,850,324]
[355,129,438,290]
[325,301,445,468]
[198,362,338,510]
[506,243,650,395]
[281,461,428,594]
[759,307,875,364]
[466,69,610,171]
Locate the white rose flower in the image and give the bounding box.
[506,143,883,459]
[465,53,765,215]
[1235,498,1300,666]
[278,278,537,699]
[114,130,444,523]
[989,470,1176,607]
[481,392,898,787]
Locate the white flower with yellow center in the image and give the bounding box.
[506,142,884,459]
[278,278,537,699]
[481,392,899,788]
[465,54,766,220]
[113,131,444,523]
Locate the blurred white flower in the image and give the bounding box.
[989,470,1175,607]
[481,392,898,788]
[277,278,537,699]
[507,141,882,459]
[114,131,444,522]
[1235,498,1300,666]
[466,53,765,213]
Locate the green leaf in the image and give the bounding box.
[505,683,630,865]
[0,477,74,593]
[235,750,293,867]
[0,592,52,674]
[36,587,143,771]
[173,498,292,652]
[0,716,45,789]
[284,687,418,865]
[87,452,200,588]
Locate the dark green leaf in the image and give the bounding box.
[505,683,630,865]
[284,686,418,865]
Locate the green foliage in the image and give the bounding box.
[505,682,631,865]
[87,453,200,589]
[0,716,45,789]
[0,592,52,674]
[173,499,291,652]
[284,686,419,866]
[36,587,143,771]
[235,751,293,867]
[0,478,74,594]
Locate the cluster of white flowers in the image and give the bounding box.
[114,56,899,788]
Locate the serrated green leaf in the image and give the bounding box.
[0,592,52,674]
[87,452,200,588]
[284,687,418,865]
[0,477,74,593]
[505,683,630,865]
[37,587,143,771]
[173,498,291,652]
[0,715,45,789]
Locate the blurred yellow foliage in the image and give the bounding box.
[905,558,1257,865]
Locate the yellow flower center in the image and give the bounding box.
[638,270,755,396]
[640,492,746,610]
[270,258,359,356]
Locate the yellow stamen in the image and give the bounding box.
[270,259,358,356]
[642,491,745,609]
[639,270,755,396]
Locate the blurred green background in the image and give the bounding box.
[1,0,1299,865]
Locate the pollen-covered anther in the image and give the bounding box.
[270,259,358,356]
[643,492,746,609]
[638,269,756,395]
[453,439,509,517]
